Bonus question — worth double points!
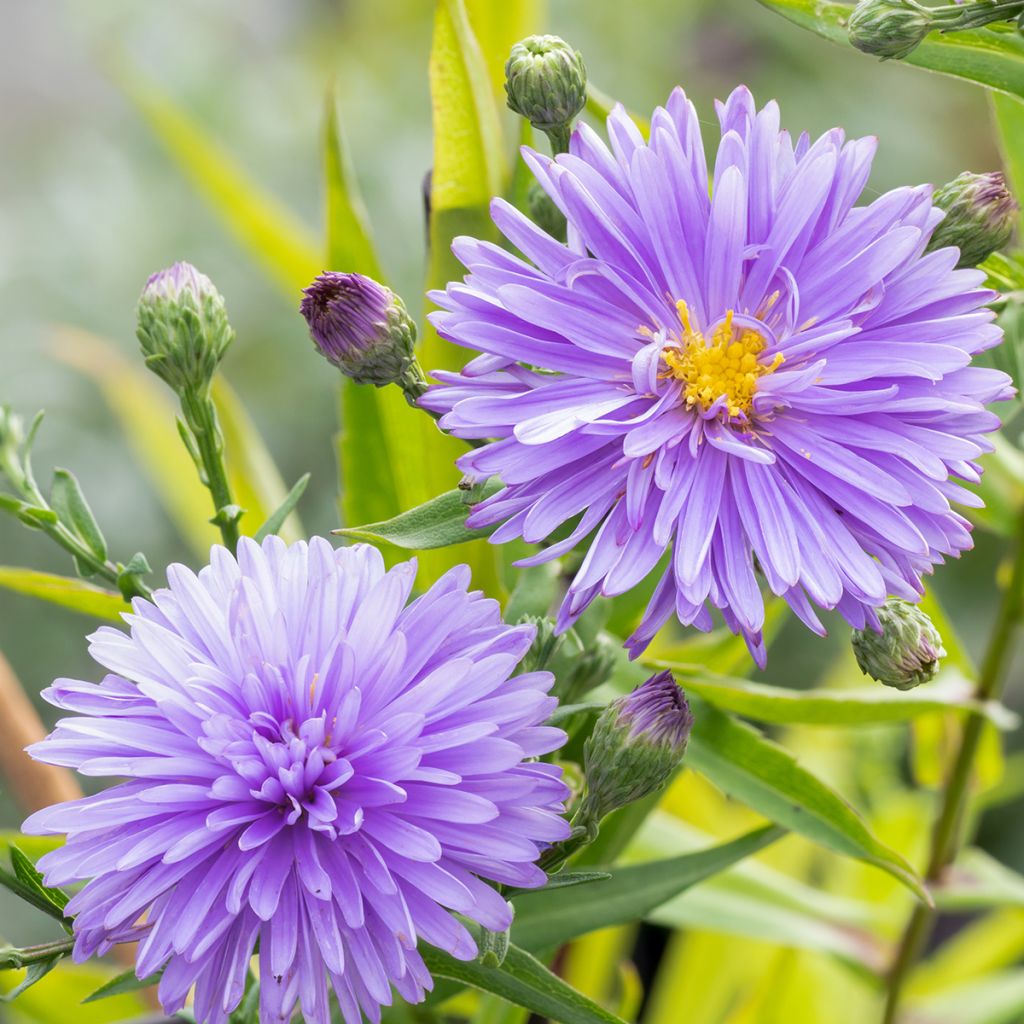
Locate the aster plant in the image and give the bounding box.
[1,7,1024,1024]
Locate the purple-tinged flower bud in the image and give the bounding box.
[505,35,587,153]
[928,171,1018,268]
[136,262,234,397]
[580,671,693,824]
[852,599,946,691]
[300,272,418,390]
[848,0,932,60]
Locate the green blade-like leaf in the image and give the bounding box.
[0,957,62,1002]
[757,0,1024,99]
[464,0,546,104]
[109,55,321,295]
[82,968,162,1004]
[323,90,385,279]
[992,93,1024,204]
[0,567,127,621]
[510,825,783,952]
[211,377,305,544]
[421,938,627,1024]
[652,667,1016,728]
[52,327,219,557]
[908,971,1024,1024]
[8,847,69,919]
[254,473,310,543]
[686,698,929,901]
[49,469,107,563]
[336,480,502,549]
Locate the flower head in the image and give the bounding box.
[23,537,568,1024]
[421,86,1013,666]
[847,0,932,60]
[580,671,692,823]
[505,35,587,151]
[137,261,234,396]
[852,598,945,689]
[300,272,417,389]
[928,171,1018,269]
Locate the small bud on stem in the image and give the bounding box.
[505,35,587,155]
[928,171,1018,268]
[852,599,946,690]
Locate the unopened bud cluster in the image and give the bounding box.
[579,671,693,825]
[136,262,234,397]
[928,171,1018,269]
[852,600,946,691]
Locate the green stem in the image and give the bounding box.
[543,123,573,156]
[0,935,75,969]
[181,390,240,551]
[882,503,1024,1023]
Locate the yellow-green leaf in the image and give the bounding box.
[109,54,321,296]
[0,567,127,622]
[757,0,1024,99]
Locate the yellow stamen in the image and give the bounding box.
[662,302,783,419]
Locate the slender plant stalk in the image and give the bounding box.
[181,390,240,551]
[882,502,1024,1023]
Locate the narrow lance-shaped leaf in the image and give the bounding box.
[254,473,310,543]
[336,480,503,549]
[686,698,930,901]
[510,825,785,952]
[49,469,107,563]
[653,667,1016,728]
[0,567,127,622]
[421,936,629,1024]
[756,0,1024,100]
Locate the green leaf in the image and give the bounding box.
[421,938,628,1024]
[336,480,503,549]
[992,93,1024,204]
[49,470,107,563]
[464,0,546,104]
[323,90,384,280]
[0,957,61,1002]
[211,377,305,545]
[82,968,162,1004]
[109,54,321,296]
[8,847,69,920]
[0,567,127,621]
[506,871,611,898]
[686,698,930,902]
[511,826,784,952]
[757,0,1024,99]
[653,667,1016,728]
[254,473,310,543]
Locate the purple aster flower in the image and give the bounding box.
[23,537,569,1024]
[421,85,1014,666]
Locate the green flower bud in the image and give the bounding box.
[928,171,1018,269]
[300,272,419,393]
[136,262,234,397]
[847,0,932,60]
[505,35,587,152]
[560,632,617,704]
[517,615,562,675]
[852,600,946,690]
[579,671,693,825]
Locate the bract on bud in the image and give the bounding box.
[852,599,946,690]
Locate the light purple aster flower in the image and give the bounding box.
[23,537,569,1024]
[421,85,1014,666]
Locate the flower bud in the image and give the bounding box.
[136,262,234,397]
[561,633,617,704]
[580,671,693,824]
[847,0,932,60]
[928,171,1018,268]
[505,35,587,152]
[517,615,562,675]
[300,272,417,389]
[852,600,946,691]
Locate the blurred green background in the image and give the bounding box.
[0,0,1019,1010]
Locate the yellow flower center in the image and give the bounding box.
[662,301,783,419]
